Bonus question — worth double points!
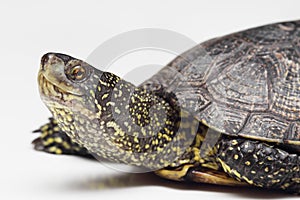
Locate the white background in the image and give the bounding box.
[0,0,299,199]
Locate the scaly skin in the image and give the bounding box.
[38,53,206,170]
[217,138,300,193]
[32,118,91,157]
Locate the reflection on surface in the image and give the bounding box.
[67,170,294,199]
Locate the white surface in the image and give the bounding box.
[0,0,299,199]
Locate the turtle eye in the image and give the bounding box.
[68,65,87,81]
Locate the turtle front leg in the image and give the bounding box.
[217,138,300,194]
[32,118,93,158]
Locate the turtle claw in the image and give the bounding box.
[32,129,40,133]
[32,137,45,151]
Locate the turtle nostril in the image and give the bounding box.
[40,52,73,71]
[41,53,53,71]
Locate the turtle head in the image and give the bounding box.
[38,52,113,146]
[38,52,119,142]
[38,53,196,170]
[38,53,99,105]
[39,53,125,120]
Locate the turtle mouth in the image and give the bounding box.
[38,72,83,108]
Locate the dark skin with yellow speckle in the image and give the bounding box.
[35,20,300,194]
[38,53,202,170]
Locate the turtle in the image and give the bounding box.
[33,20,300,194]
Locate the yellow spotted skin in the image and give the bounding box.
[32,118,91,157]
[38,53,202,170]
[217,138,300,193]
[35,53,300,194]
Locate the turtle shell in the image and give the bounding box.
[142,20,300,145]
